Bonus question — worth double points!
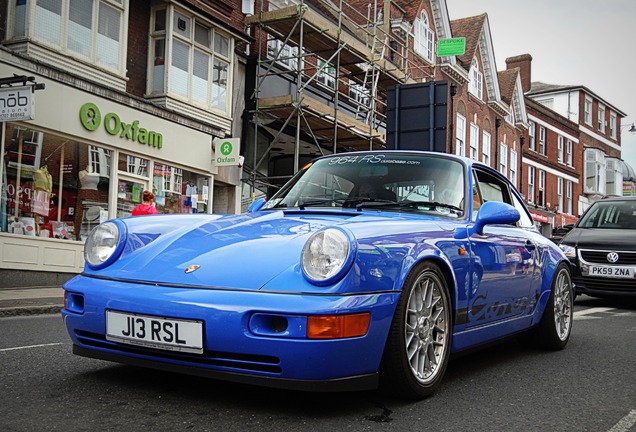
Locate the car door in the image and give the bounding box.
[466,169,537,327]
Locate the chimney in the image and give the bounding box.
[506,54,532,93]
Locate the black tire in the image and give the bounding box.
[380,261,452,399]
[522,263,573,350]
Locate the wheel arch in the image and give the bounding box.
[398,253,459,327]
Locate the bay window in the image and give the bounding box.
[150,5,233,115]
[9,0,127,82]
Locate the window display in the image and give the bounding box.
[1,123,211,240]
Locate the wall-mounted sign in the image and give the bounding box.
[214,137,240,166]
[0,86,34,121]
[437,37,466,57]
[79,102,163,148]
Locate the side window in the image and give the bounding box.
[474,169,521,226]
[511,193,534,228]
[471,172,483,221]
[473,169,510,204]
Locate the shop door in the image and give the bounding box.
[117,176,149,217]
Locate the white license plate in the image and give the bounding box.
[106,310,203,354]
[588,266,635,279]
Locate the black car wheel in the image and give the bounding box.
[522,263,573,350]
[380,261,452,399]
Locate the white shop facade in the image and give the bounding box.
[0,62,238,278]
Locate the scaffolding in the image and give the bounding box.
[245,0,436,194]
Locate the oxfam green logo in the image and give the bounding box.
[79,102,163,148]
[220,141,233,156]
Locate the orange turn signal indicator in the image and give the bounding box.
[307,313,370,339]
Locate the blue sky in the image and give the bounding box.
[447,0,636,171]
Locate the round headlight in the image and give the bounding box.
[85,222,123,268]
[301,228,353,285]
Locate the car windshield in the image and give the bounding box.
[577,200,636,229]
[262,153,466,218]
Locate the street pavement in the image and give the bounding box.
[0,286,63,317]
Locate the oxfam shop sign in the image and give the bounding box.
[79,102,163,149]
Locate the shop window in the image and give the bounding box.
[1,123,111,241]
[152,163,208,214]
[149,5,233,115]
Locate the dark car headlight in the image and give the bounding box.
[301,228,355,286]
[559,244,576,259]
[85,221,126,269]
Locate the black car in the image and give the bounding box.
[559,197,636,297]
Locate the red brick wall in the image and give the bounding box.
[125,1,150,98]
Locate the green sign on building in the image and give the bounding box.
[437,37,466,56]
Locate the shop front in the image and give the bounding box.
[0,65,225,278]
[528,208,555,238]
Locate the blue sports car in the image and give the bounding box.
[62,151,573,399]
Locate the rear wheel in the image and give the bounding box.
[523,263,573,350]
[380,262,452,399]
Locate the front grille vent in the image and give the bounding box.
[579,249,636,265]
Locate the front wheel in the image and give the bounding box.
[523,263,573,350]
[380,262,452,399]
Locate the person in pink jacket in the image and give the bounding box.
[132,190,158,216]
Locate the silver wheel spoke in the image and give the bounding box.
[553,269,572,340]
[404,271,449,385]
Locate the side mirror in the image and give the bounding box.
[247,198,266,213]
[472,201,520,235]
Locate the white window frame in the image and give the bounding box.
[413,10,435,64]
[528,166,535,203]
[567,140,573,167]
[316,58,336,89]
[598,104,605,133]
[499,144,508,177]
[149,5,234,115]
[456,113,466,157]
[482,131,491,165]
[585,148,606,195]
[566,181,573,214]
[88,145,111,177]
[510,150,517,187]
[468,58,483,100]
[610,112,617,138]
[584,96,593,125]
[539,126,546,155]
[538,170,546,206]
[528,121,536,152]
[267,38,301,71]
[9,0,128,78]
[557,177,564,212]
[349,80,370,106]
[557,136,564,164]
[469,122,479,160]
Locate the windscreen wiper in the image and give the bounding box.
[356,200,463,214]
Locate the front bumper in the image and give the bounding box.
[62,275,400,391]
[569,254,636,297]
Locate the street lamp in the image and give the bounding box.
[621,123,636,134]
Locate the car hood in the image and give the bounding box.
[87,210,453,291]
[561,228,636,250]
